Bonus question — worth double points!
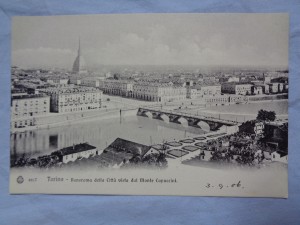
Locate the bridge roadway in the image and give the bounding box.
[137,107,239,131]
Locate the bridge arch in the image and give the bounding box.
[197,121,210,132]
[144,111,153,119]
[177,117,188,127]
[159,114,169,123]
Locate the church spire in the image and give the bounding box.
[72,37,87,74]
[78,37,81,56]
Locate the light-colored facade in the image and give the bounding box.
[187,85,221,99]
[228,76,240,82]
[271,151,288,164]
[133,82,186,102]
[81,78,100,88]
[199,150,213,161]
[204,95,229,106]
[11,94,50,128]
[268,83,279,93]
[229,95,249,103]
[102,80,134,97]
[195,85,221,98]
[221,83,252,95]
[70,77,101,87]
[63,147,98,163]
[251,85,263,95]
[40,86,103,113]
[186,88,198,99]
[69,77,82,85]
[46,78,69,85]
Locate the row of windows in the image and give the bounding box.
[13,110,47,116]
[206,98,228,103]
[58,106,100,112]
[14,105,48,111]
[14,119,34,128]
[14,101,48,107]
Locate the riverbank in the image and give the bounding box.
[11,108,138,133]
[182,99,288,123]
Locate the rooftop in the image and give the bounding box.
[136,82,173,87]
[274,151,288,157]
[52,143,96,156]
[105,138,151,157]
[40,86,102,94]
[12,94,49,100]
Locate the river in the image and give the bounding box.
[198,100,288,122]
[10,100,288,160]
[10,115,205,160]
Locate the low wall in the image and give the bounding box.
[248,94,288,101]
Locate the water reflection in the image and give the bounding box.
[11,115,205,159]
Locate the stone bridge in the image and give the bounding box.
[137,107,238,131]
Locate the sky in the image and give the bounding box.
[11,13,289,69]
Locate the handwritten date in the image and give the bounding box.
[205,181,244,189]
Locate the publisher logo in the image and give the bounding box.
[17,176,24,184]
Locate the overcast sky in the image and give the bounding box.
[12,13,289,69]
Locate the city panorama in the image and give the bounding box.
[9,14,289,197]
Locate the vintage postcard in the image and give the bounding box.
[10,13,289,197]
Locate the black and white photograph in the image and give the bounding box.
[9,13,288,197]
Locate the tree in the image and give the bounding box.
[210,151,223,162]
[256,109,276,121]
[155,153,168,168]
[113,73,120,80]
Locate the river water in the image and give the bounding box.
[10,100,288,160]
[200,100,288,122]
[10,115,204,159]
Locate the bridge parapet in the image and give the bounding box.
[137,107,238,131]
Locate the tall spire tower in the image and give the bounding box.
[72,38,87,75]
[78,38,81,55]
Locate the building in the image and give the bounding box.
[264,121,288,152]
[228,76,240,83]
[45,77,69,85]
[69,77,101,87]
[204,95,229,106]
[199,149,213,161]
[11,88,27,97]
[271,151,288,164]
[193,84,221,98]
[81,77,100,88]
[72,39,88,75]
[51,143,98,164]
[11,94,50,128]
[186,87,198,99]
[101,80,134,97]
[69,76,82,85]
[40,86,103,113]
[133,82,186,102]
[251,85,263,95]
[229,95,249,104]
[187,84,222,100]
[99,138,160,166]
[239,120,264,135]
[221,83,252,95]
[268,83,279,93]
